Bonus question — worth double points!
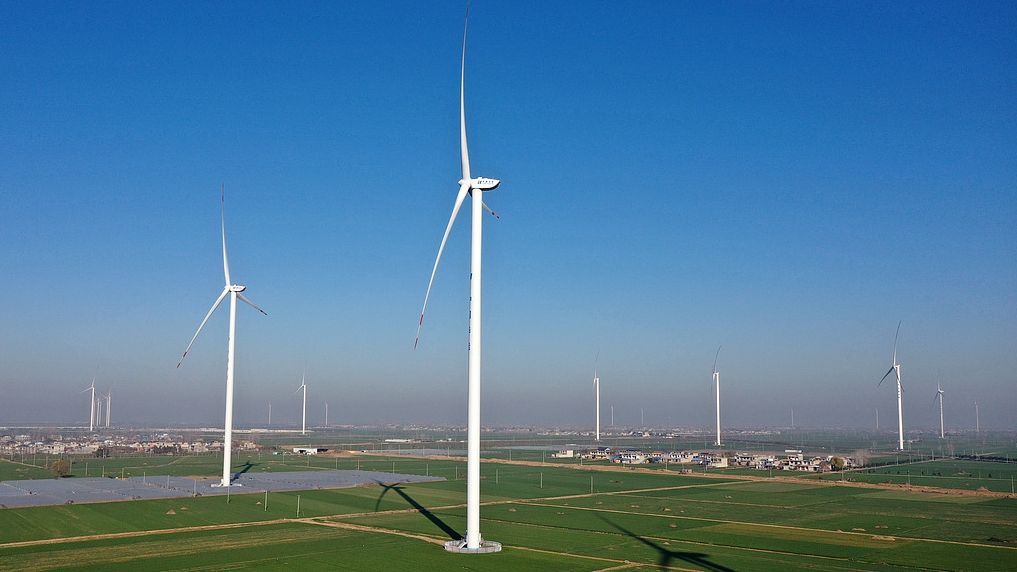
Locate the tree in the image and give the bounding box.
[830,457,845,471]
[50,460,71,477]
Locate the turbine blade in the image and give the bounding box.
[177,287,229,368]
[460,9,470,181]
[878,366,895,387]
[892,321,900,365]
[236,292,267,315]
[713,345,722,374]
[482,201,499,219]
[414,181,471,348]
[221,184,231,287]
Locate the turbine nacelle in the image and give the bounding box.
[230,285,247,293]
[462,177,501,190]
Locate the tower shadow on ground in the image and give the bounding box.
[596,513,736,572]
[375,482,460,541]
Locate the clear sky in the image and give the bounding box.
[1,1,1014,431]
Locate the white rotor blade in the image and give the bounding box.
[482,201,499,218]
[177,287,229,368]
[713,345,722,374]
[460,11,470,181]
[415,181,471,348]
[878,366,895,387]
[221,185,231,287]
[236,292,267,315]
[892,321,900,365]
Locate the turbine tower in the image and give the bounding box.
[294,370,307,436]
[712,346,722,447]
[177,186,266,487]
[104,388,111,428]
[594,355,601,441]
[934,382,945,439]
[974,400,979,433]
[878,321,905,451]
[81,368,98,432]
[414,6,502,554]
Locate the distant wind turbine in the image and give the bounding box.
[105,388,111,428]
[974,400,979,433]
[414,6,502,554]
[934,381,945,439]
[712,346,722,447]
[878,321,905,451]
[81,368,98,432]
[324,401,328,428]
[593,355,601,441]
[294,369,307,436]
[177,186,266,487]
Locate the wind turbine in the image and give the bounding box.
[324,401,328,428]
[878,321,905,451]
[177,186,266,487]
[934,381,945,439]
[103,387,112,428]
[294,370,307,436]
[712,346,722,447]
[414,7,502,554]
[974,400,979,433]
[594,355,601,441]
[81,368,98,432]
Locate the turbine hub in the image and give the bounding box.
[230,285,246,292]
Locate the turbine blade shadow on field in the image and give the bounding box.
[374,482,459,540]
[232,461,256,480]
[596,513,736,572]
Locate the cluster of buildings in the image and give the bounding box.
[555,447,861,472]
[1,433,260,458]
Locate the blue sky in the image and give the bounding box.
[1,1,1014,431]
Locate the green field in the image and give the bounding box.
[2,452,1015,571]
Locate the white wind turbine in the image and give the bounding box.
[594,355,601,441]
[105,389,112,428]
[177,187,266,487]
[712,346,722,447]
[81,368,98,432]
[934,381,945,439]
[414,7,502,554]
[294,370,307,436]
[878,321,905,451]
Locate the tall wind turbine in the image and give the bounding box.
[974,400,979,433]
[414,6,502,554]
[103,387,112,428]
[294,370,307,436]
[934,381,945,439]
[594,355,601,441]
[712,346,722,447]
[82,368,98,432]
[878,322,905,450]
[177,187,266,487]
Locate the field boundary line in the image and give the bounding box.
[519,501,1017,551]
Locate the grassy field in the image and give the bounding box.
[1,452,1015,572]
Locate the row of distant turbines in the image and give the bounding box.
[81,369,111,431]
[591,325,977,451]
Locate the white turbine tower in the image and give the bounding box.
[81,368,98,432]
[177,187,266,487]
[294,370,307,436]
[594,355,601,442]
[414,7,502,554]
[878,321,905,451]
[712,346,722,447]
[934,381,945,439]
[974,400,979,433]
